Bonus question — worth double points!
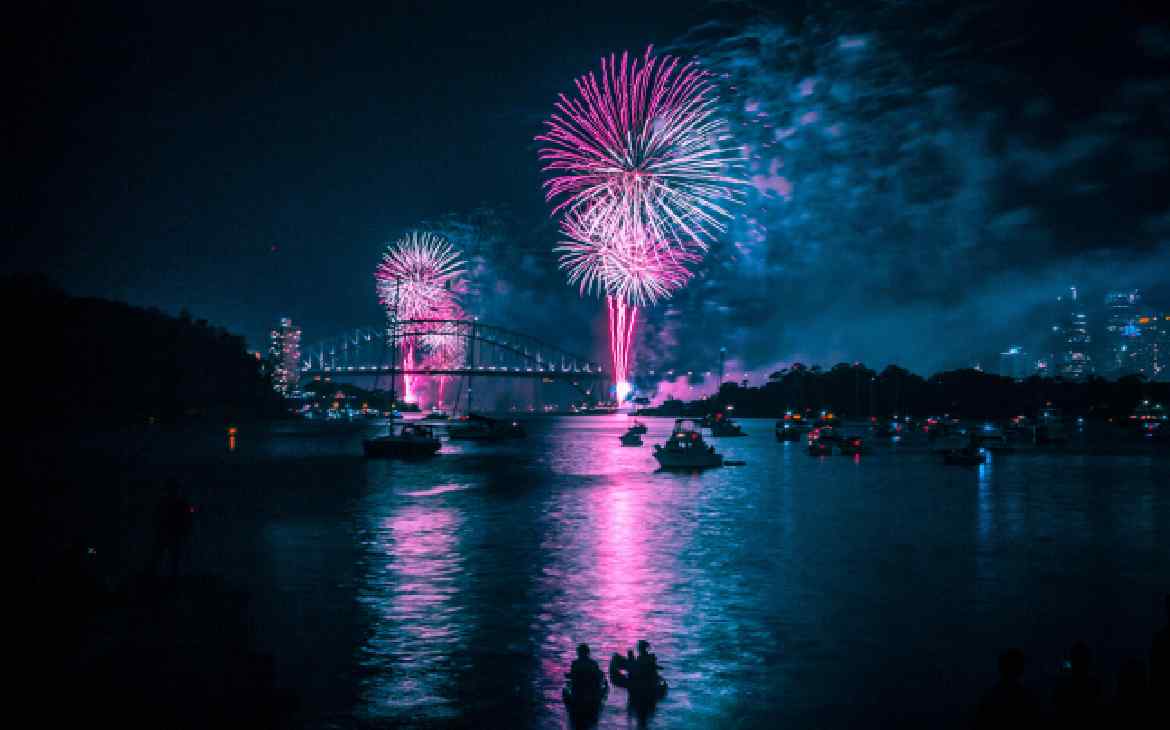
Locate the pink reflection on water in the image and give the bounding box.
[534,470,695,721]
[359,503,465,720]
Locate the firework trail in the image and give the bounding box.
[375,231,466,402]
[419,300,467,408]
[538,46,742,398]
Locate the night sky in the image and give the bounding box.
[11,1,1170,375]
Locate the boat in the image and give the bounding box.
[425,409,449,420]
[775,422,804,441]
[942,446,985,466]
[838,435,865,455]
[446,413,526,441]
[628,420,648,435]
[775,410,809,441]
[362,422,441,458]
[619,428,643,446]
[1035,406,1067,444]
[873,419,903,438]
[1127,400,1167,430]
[653,419,723,469]
[928,421,969,452]
[807,427,834,456]
[709,411,747,437]
[972,424,1012,451]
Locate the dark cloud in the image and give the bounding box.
[621,1,1170,375]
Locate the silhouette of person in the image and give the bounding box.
[1152,594,1170,697]
[570,643,604,695]
[974,648,1038,729]
[153,480,194,578]
[1109,658,1148,727]
[632,640,661,691]
[1052,642,1102,729]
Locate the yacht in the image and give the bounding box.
[619,427,643,447]
[653,419,724,469]
[709,411,746,437]
[446,413,526,440]
[807,428,834,456]
[362,422,441,458]
[627,420,648,435]
[775,410,809,442]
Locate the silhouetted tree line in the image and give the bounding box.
[3,274,285,424]
[700,362,1168,421]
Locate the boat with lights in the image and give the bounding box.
[653,419,723,469]
[362,422,441,458]
[446,413,526,440]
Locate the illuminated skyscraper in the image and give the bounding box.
[1054,286,1092,380]
[1132,312,1169,381]
[1102,290,1141,376]
[268,317,302,395]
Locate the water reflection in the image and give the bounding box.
[358,490,468,723]
[533,468,699,726]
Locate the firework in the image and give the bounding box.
[375,231,466,402]
[538,46,741,398]
[557,202,700,307]
[537,46,743,253]
[375,231,466,320]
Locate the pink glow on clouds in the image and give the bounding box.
[800,110,820,125]
[799,77,817,97]
[750,170,793,200]
[744,99,760,113]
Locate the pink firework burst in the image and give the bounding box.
[557,202,700,307]
[537,47,742,398]
[374,231,466,403]
[375,231,466,321]
[537,45,743,253]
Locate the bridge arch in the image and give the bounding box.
[298,320,608,380]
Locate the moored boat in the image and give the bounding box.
[942,446,985,466]
[775,410,809,441]
[653,419,723,469]
[619,428,643,446]
[838,435,865,455]
[362,422,441,458]
[709,412,747,437]
[807,427,835,455]
[446,413,526,440]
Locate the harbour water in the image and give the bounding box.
[43,417,1168,727]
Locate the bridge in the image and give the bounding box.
[299,319,609,387]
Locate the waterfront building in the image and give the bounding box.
[269,317,302,395]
